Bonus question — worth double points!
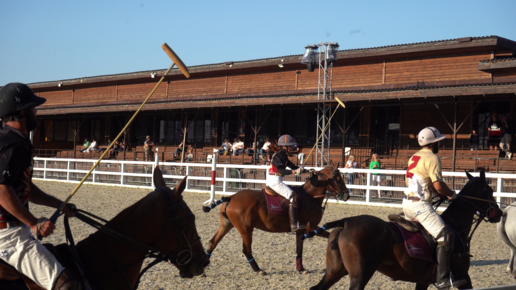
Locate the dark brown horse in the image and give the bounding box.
[306,170,502,290]
[203,160,349,275]
[0,167,209,290]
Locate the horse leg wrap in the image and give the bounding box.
[296,257,304,271]
[248,258,260,272]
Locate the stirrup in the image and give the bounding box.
[290,224,307,232]
[436,279,467,289]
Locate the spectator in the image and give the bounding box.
[119,140,126,151]
[500,114,514,160]
[79,138,90,152]
[174,135,188,159]
[264,153,272,166]
[247,140,259,160]
[99,138,111,152]
[232,137,245,156]
[344,155,358,194]
[144,135,154,161]
[108,140,120,158]
[184,145,194,161]
[369,153,382,198]
[260,137,271,159]
[487,113,502,151]
[218,138,232,155]
[290,137,305,165]
[84,138,98,153]
[469,129,479,151]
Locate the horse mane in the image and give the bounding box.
[440,176,485,228]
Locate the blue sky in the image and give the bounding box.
[1,0,515,85]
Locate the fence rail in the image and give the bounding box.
[33,157,516,209]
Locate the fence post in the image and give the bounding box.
[204,152,217,204]
[43,160,48,179]
[92,161,97,183]
[496,176,502,207]
[185,165,191,190]
[121,163,125,185]
[223,166,228,193]
[66,160,71,181]
[152,149,159,190]
[365,171,371,203]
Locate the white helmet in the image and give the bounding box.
[418,127,446,146]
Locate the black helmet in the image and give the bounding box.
[0,83,46,118]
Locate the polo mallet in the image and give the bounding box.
[301,97,346,169]
[40,43,190,239]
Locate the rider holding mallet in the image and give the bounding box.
[266,134,305,232]
[403,127,466,290]
[0,83,79,290]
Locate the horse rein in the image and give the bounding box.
[65,188,202,290]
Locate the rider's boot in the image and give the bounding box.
[435,226,467,289]
[289,194,306,232]
[53,269,83,290]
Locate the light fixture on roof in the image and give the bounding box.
[278,63,284,68]
[301,45,319,72]
[150,72,156,78]
[225,61,234,68]
[58,82,62,87]
[325,43,340,63]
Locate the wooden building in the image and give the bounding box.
[25,35,516,170]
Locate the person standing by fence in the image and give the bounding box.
[369,153,382,198]
[144,135,154,161]
[500,114,514,160]
[345,155,358,194]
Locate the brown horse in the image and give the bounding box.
[306,170,502,290]
[203,160,349,275]
[0,167,209,290]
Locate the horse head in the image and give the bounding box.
[153,166,209,278]
[458,170,502,223]
[307,160,349,200]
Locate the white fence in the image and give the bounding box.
[33,157,516,209]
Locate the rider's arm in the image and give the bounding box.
[0,184,38,231]
[433,181,456,199]
[29,183,75,217]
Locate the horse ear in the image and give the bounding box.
[465,170,474,180]
[173,176,188,200]
[329,160,335,167]
[153,166,166,188]
[336,162,340,169]
[480,169,486,181]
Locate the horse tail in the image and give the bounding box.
[202,197,231,213]
[301,218,348,240]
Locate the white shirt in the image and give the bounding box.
[262,141,271,150]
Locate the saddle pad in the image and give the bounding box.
[262,189,289,216]
[391,222,433,262]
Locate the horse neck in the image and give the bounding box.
[77,195,164,287]
[302,179,327,201]
[441,201,476,239]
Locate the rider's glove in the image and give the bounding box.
[294,168,303,175]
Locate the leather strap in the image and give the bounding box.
[405,196,421,201]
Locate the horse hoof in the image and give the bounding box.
[298,269,310,275]
[258,270,267,276]
[199,273,207,278]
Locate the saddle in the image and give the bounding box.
[261,185,321,216]
[0,243,88,290]
[388,214,437,262]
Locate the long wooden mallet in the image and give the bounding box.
[42,43,190,236]
[301,97,346,168]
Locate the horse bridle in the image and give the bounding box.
[310,166,348,197]
[65,187,203,290]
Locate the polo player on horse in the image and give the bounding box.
[404,127,467,290]
[265,134,305,232]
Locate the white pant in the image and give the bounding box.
[402,199,445,243]
[266,174,293,199]
[0,225,63,290]
[500,134,512,154]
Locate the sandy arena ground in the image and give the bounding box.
[32,180,516,290]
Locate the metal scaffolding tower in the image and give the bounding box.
[302,42,339,167]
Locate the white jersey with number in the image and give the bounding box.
[405,148,443,201]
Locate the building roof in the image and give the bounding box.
[29,35,516,89]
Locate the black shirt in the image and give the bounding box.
[270,149,299,176]
[0,125,33,222]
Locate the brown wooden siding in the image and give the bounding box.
[226,70,296,94]
[39,89,73,106]
[74,85,117,103]
[493,71,516,82]
[332,62,384,87]
[385,53,491,83]
[117,82,166,101]
[168,76,226,97]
